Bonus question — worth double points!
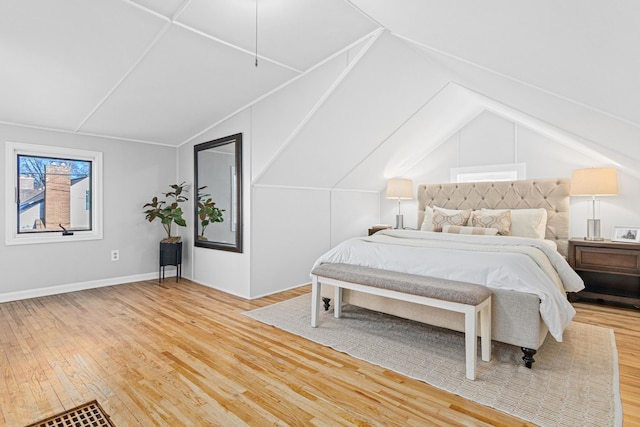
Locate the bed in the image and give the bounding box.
[314,178,584,366]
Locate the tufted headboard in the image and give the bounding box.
[417,178,571,257]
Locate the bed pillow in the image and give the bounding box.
[421,206,471,231]
[481,208,548,239]
[442,225,499,236]
[432,207,472,232]
[472,210,512,235]
[420,206,434,231]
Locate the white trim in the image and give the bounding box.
[75,21,173,132]
[0,272,159,303]
[0,120,176,147]
[394,33,640,130]
[252,28,384,184]
[252,183,380,194]
[5,142,104,245]
[450,163,526,183]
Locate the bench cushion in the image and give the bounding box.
[311,263,492,306]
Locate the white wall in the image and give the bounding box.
[178,110,252,298]
[330,190,380,247]
[0,123,177,301]
[177,45,389,298]
[385,111,640,240]
[250,186,331,298]
[179,31,640,300]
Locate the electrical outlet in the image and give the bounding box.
[111,249,120,262]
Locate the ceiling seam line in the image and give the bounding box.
[252,28,385,186]
[333,81,464,189]
[253,183,379,193]
[394,33,640,131]
[459,84,629,163]
[484,105,619,167]
[172,21,302,73]
[0,120,173,147]
[303,28,383,77]
[343,1,386,28]
[461,88,640,178]
[397,109,486,183]
[177,28,383,147]
[122,0,191,22]
[73,21,173,133]
[122,0,171,22]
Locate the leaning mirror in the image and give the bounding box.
[194,133,242,252]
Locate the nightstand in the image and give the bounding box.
[368,225,392,235]
[568,238,640,308]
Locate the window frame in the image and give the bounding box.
[5,142,103,245]
[450,163,526,183]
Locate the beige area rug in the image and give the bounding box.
[245,294,622,427]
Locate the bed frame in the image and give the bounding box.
[321,178,571,367]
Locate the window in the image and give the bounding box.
[450,163,526,183]
[5,142,103,245]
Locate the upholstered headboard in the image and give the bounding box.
[417,178,571,257]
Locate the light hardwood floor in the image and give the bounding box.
[1,279,638,426]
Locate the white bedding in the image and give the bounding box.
[312,229,584,342]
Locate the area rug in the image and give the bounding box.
[245,294,622,427]
[25,400,115,427]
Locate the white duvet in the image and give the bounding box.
[312,229,584,342]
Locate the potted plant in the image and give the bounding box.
[143,182,188,243]
[196,185,224,241]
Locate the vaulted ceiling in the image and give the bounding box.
[2,0,639,150]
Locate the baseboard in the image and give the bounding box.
[249,281,311,300]
[189,278,250,299]
[0,272,166,303]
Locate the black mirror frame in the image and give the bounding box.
[193,133,243,253]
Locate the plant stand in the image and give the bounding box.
[159,241,182,283]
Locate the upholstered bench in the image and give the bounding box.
[310,263,492,380]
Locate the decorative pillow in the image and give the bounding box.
[442,225,499,236]
[421,206,471,231]
[420,206,434,231]
[432,207,472,232]
[481,208,547,239]
[472,210,512,235]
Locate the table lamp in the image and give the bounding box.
[386,178,413,229]
[570,168,618,240]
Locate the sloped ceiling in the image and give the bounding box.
[1,0,638,157]
[0,0,377,145]
[350,0,640,127]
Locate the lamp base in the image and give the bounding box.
[395,214,404,230]
[585,218,604,241]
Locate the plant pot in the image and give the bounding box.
[161,236,182,244]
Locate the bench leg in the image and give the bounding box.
[464,307,477,380]
[311,276,321,327]
[334,287,343,318]
[480,300,491,362]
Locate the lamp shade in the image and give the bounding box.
[386,178,413,199]
[570,168,618,196]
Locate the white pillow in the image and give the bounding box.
[481,208,548,239]
[420,206,434,231]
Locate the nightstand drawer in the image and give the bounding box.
[575,246,640,275]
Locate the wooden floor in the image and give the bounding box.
[0,279,638,426]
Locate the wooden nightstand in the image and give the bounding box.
[368,225,392,235]
[568,238,640,308]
